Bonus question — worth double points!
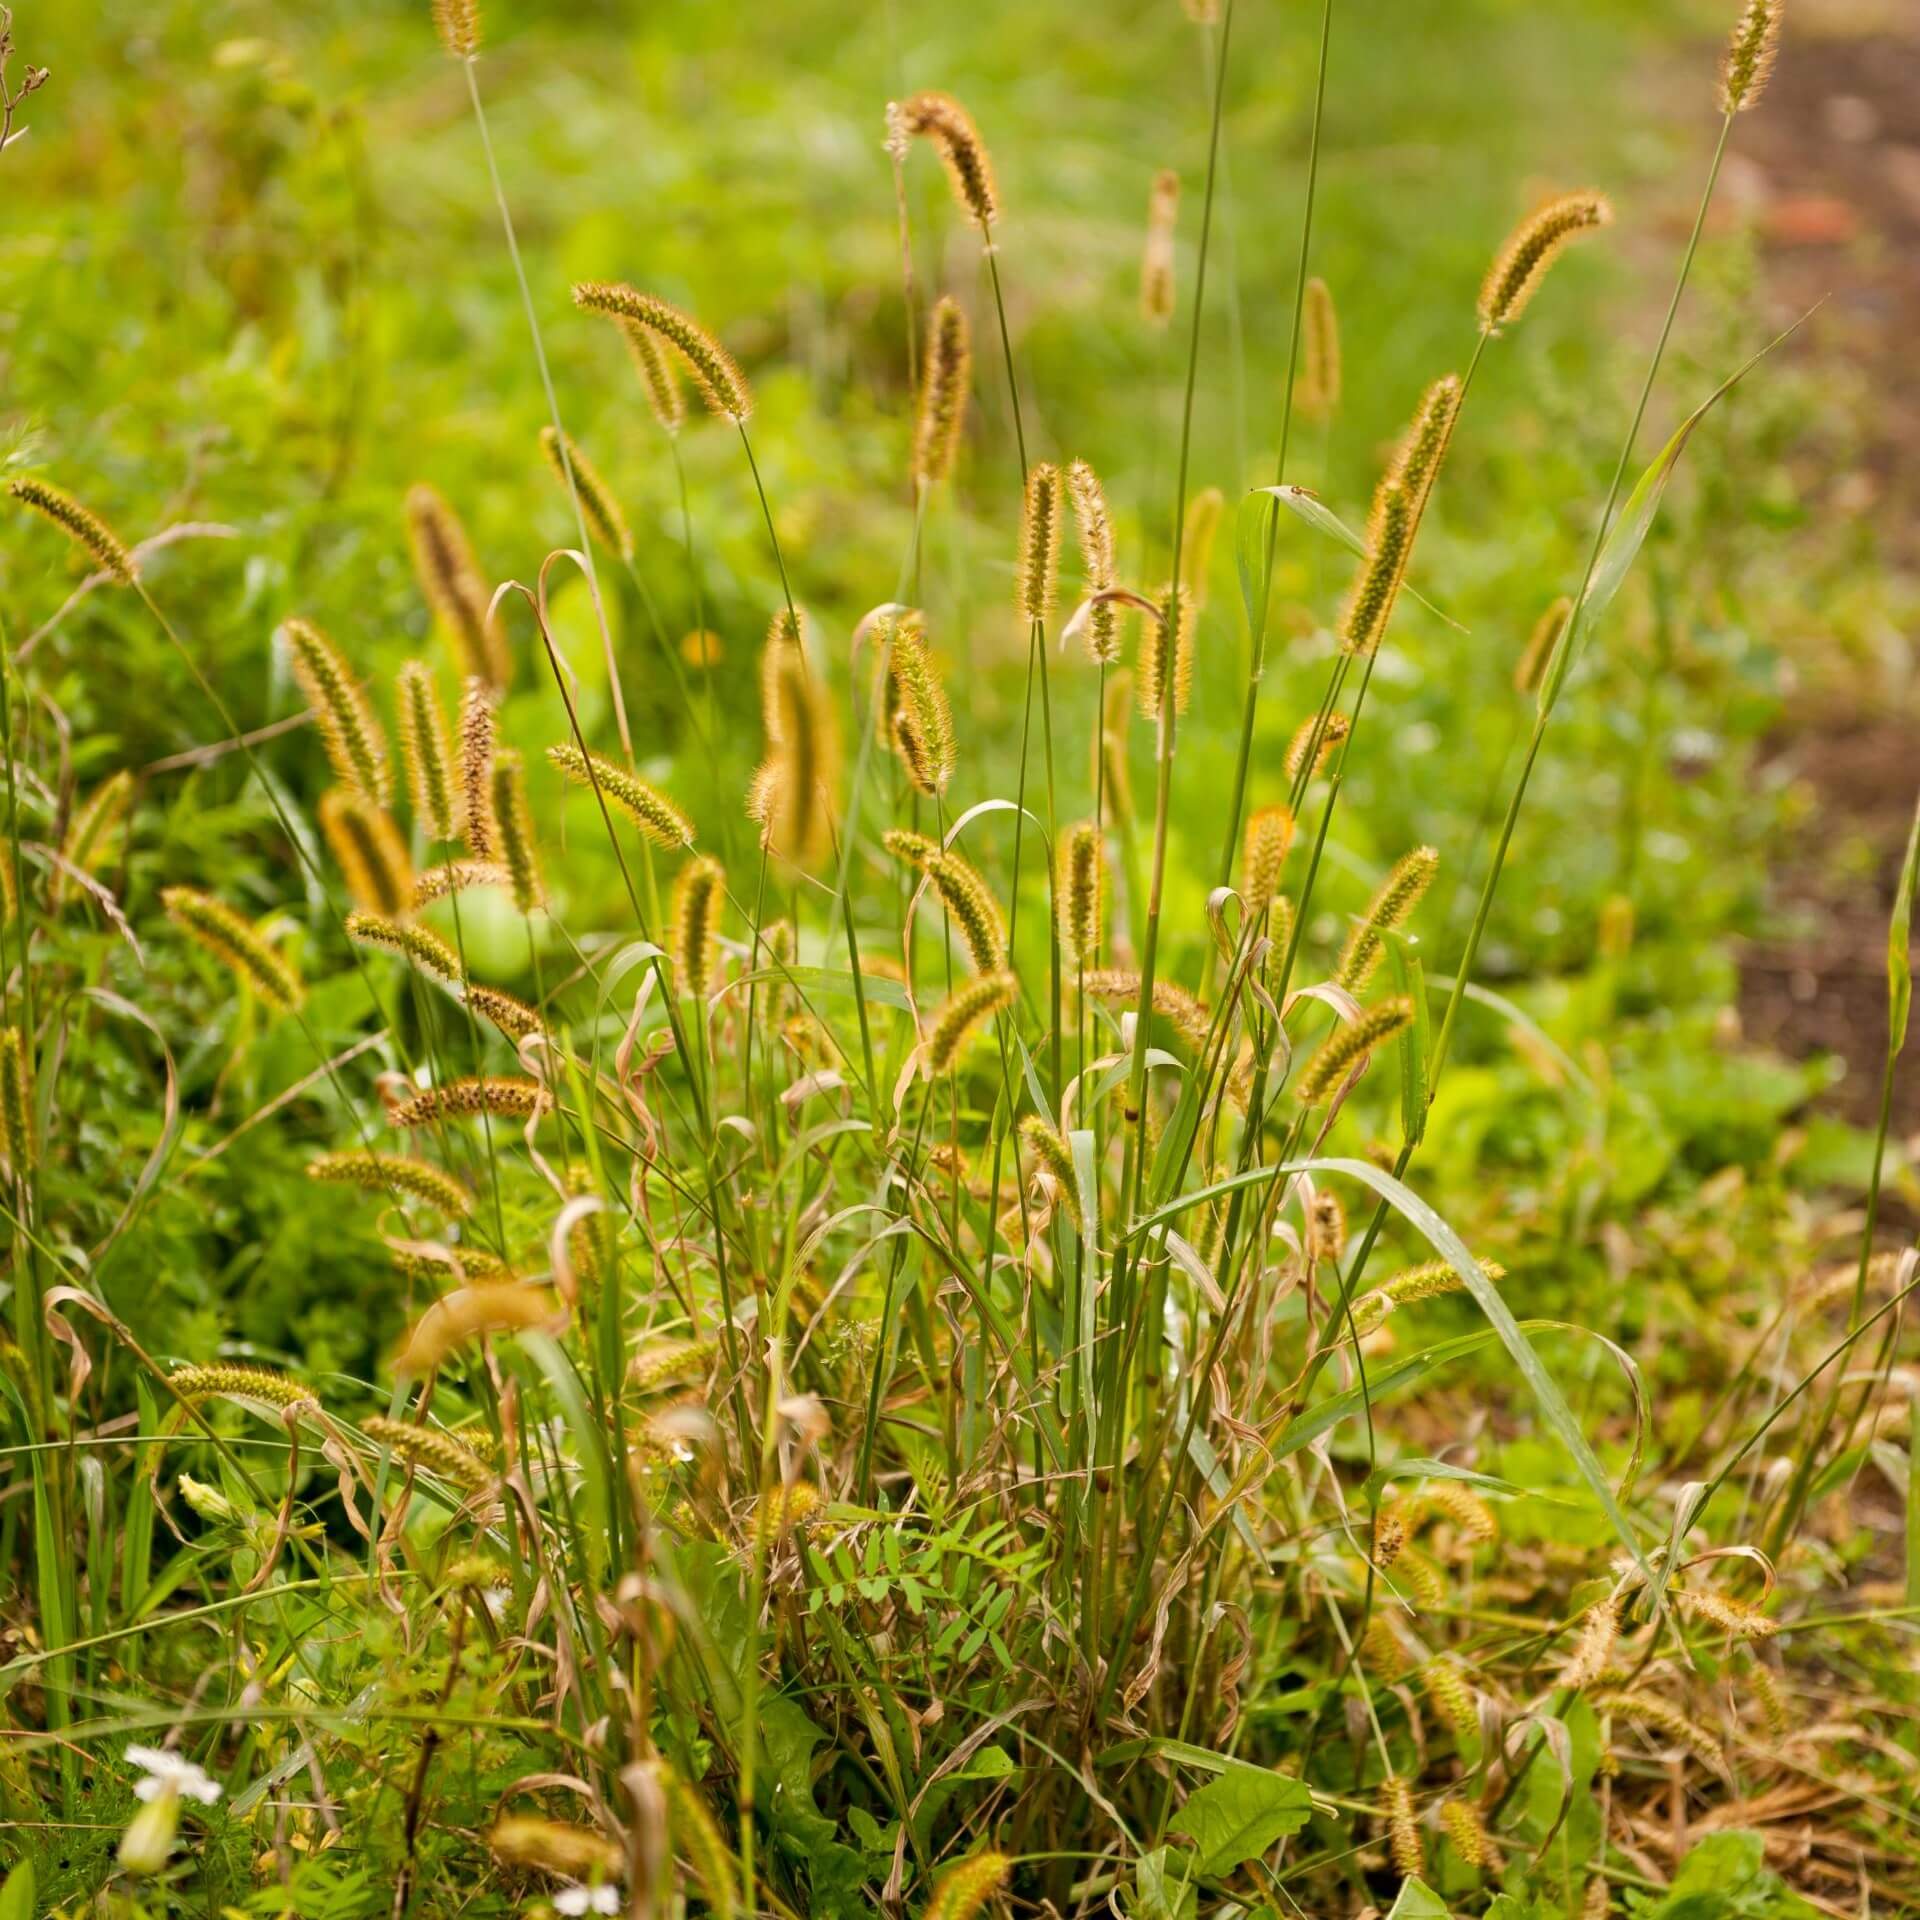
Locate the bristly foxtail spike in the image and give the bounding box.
[431,0,480,58]
[319,788,413,919]
[1056,820,1107,971]
[1299,276,1341,422]
[1066,458,1121,663]
[671,854,726,1002]
[396,659,459,841]
[571,282,753,424]
[7,475,137,585]
[1478,191,1615,335]
[458,676,498,857]
[1140,169,1179,328]
[283,617,391,807]
[1016,462,1061,625]
[912,297,972,491]
[1721,0,1782,113]
[895,92,999,234]
[539,426,632,562]
[489,749,543,914]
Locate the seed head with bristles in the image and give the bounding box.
[1140,168,1179,326]
[547,743,694,850]
[167,1364,316,1415]
[1440,1799,1489,1870]
[883,827,940,872]
[307,1150,475,1217]
[1383,1776,1422,1879]
[1478,191,1615,334]
[7,476,136,584]
[1285,711,1349,785]
[1017,462,1061,624]
[927,971,1017,1073]
[162,886,303,1012]
[1515,595,1573,697]
[1066,458,1121,663]
[404,484,507,689]
[458,677,498,856]
[387,1241,514,1284]
[925,849,1007,973]
[465,983,544,1043]
[671,855,726,1002]
[412,860,510,908]
[1558,1596,1620,1690]
[878,615,955,799]
[364,1414,495,1492]
[395,661,458,841]
[539,426,632,561]
[1056,821,1106,970]
[1336,844,1439,994]
[1299,275,1341,421]
[387,1076,549,1129]
[572,281,753,423]
[0,1028,33,1176]
[1295,996,1414,1106]
[1240,806,1295,926]
[1081,967,1211,1052]
[489,750,543,914]
[619,319,686,435]
[896,91,999,232]
[1137,582,1194,719]
[924,1852,1011,1920]
[1020,1114,1082,1229]
[284,618,390,806]
[431,0,480,59]
[57,770,132,904]
[752,617,837,868]
[1721,0,1782,112]
[319,789,413,919]
[912,296,972,489]
[347,911,463,985]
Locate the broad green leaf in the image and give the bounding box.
[1387,931,1429,1147]
[0,1862,34,1920]
[1135,1847,1198,1920]
[1386,1879,1453,1920]
[1168,1766,1313,1875]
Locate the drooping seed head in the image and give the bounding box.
[485,1817,624,1882]
[1020,1115,1082,1229]
[924,1853,1012,1920]
[619,318,687,435]
[671,854,726,1002]
[404,484,507,689]
[386,1240,514,1284]
[547,742,695,850]
[1721,0,1782,112]
[1056,820,1106,969]
[539,426,632,561]
[1016,462,1062,624]
[386,1075,550,1130]
[1307,1187,1347,1263]
[1285,710,1350,785]
[1140,168,1179,327]
[883,827,940,871]
[1295,996,1414,1106]
[162,886,304,1012]
[395,660,458,841]
[752,616,837,868]
[457,677,498,856]
[346,910,464,985]
[896,91,999,232]
[1080,967,1211,1052]
[927,970,1017,1073]
[431,0,481,58]
[925,848,1008,973]
[412,860,510,907]
[1136,582,1194,719]
[7,475,136,584]
[364,1414,495,1492]
[306,1149,474,1216]
[1384,1776,1422,1880]
[1336,844,1438,994]
[1066,458,1121,663]
[57,770,133,904]
[1556,1596,1620,1690]
[1440,1800,1489,1870]
[319,789,414,918]
[876,615,956,799]
[0,1027,33,1176]
[1390,373,1462,521]
[167,1364,316,1415]
[1299,275,1341,422]
[465,983,544,1043]
[1478,191,1615,334]
[1240,805,1295,927]
[572,281,753,423]
[912,296,972,489]
[489,749,543,913]
[1515,595,1573,697]
[284,617,390,806]
[1426,1655,1479,1744]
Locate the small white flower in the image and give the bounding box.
[552,1884,621,1915]
[125,1745,222,1806]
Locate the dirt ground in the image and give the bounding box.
[1711,0,1920,1137]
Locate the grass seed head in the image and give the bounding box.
[1017,462,1062,624]
[284,617,390,807]
[396,660,459,841]
[1066,458,1121,662]
[572,281,753,422]
[396,1282,559,1373]
[1240,805,1295,925]
[0,1028,33,1175]
[490,749,543,913]
[413,859,510,907]
[364,1414,495,1492]
[924,1851,1011,1920]
[7,475,136,584]
[486,1817,624,1882]
[57,769,133,903]
[347,910,463,984]
[926,848,1008,973]
[431,0,480,58]
[1057,821,1106,969]
[404,484,507,689]
[1440,1798,1489,1869]
[1299,275,1341,421]
[387,1075,549,1129]
[539,425,632,561]
[1478,191,1615,333]
[168,1363,314,1414]
[162,886,303,1013]
[1140,168,1179,326]
[1137,582,1194,718]
[466,982,545,1043]
[458,676,499,856]
[1295,996,1414,1105]
[896,91,999,231]
[1384,1775,1422,1879]
[671,854,726,1002]
[548,742,695,850]
[1020,1113,1082,1228]
[619,317,687,434]
[878,615,956,798]
[1721,0,1782,111]
[928,970,1017,1073]
[1285,711,1349,784]
[913,296,972,488]
[319,789,413,918]
[1516,594,1573,696]
[752,618,837,867]
[1336,844,1439,994]
[306,1150,474,1216]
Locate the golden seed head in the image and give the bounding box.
[162,886,304,1013]
[346,910,464,985]
[283,617,390,807]
[319,789,413,919]
[57,770,133,904]
[431,0,481,59]
[539,426,632,562]
[1307,1188,1347,1263]
[1019,1114,1081,1229]
[752,619,837,868]
[395,660,458,842]
[1384,1776,1422,1879]
[458,676,498,857]
[1286,710,1350,785]
[1336,844,1439,994]
[1295,996,1415,1106]
[925,848,1008,973]
[486,1817,624,1882]
[1478,191,1615,334]
[1515,595,1573,697]
[1056,821,1106,970]
[386,1240,513,1283]
[1140,168,1180,327]
[883,827,940,871]
[547,742,695,850]
[7,475,136,584]
[1299,275,1341,422]
[1240,805,1295,925]
[671,854,726,1002]
[1721,0,1782,112]
[572,281,753,422]
[387,1075,549,1129]
[412,860,510,907]
[1081,967,1211,1052]
[912,296,972,489]
[0,1028,34,1176]
[877,615,956,799]
[1439,1799,1489,1870]
[927,970,1017,1073]
[896,91,999,232]
[489,749,543,914]
[1016,462,1062,624]
[619,318,687,435]
[924,1852,1012,1920]
[365,1414,495,1491]
[404,484,507,689]
[1065,458,1121,663]
[1136,583,1194,719]
[306,1150,474,1216]
[1558,1596,1621,1689]
[168,1363,315,1414]
[466,982,544,1043]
